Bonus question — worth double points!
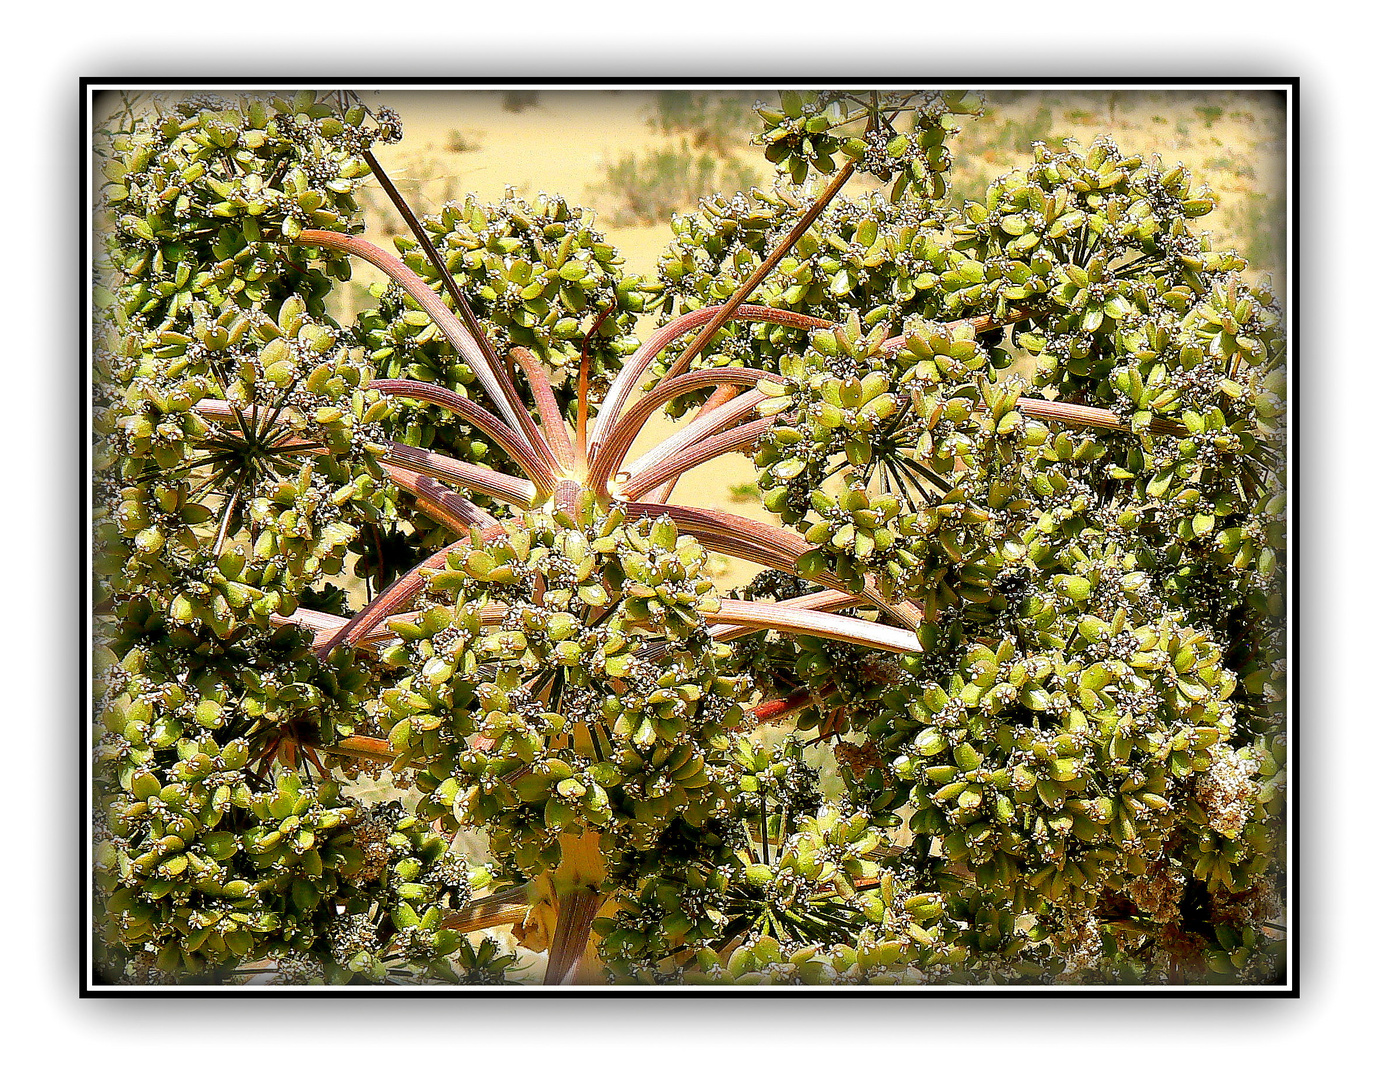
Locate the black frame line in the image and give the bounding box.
[81,76,1299,999]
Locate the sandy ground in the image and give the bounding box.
[360,87,1286,282]
[361,89,700,276]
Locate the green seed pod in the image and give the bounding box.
[743,864,774,889]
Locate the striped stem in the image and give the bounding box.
[508,347,577,473]
[620,416,774,501]
[369,379,556,491]
[622,502,922,630]
[709,599,920,653]
[589,303,831,460]
[614,389,771,498]
[381,463,497,533]
[589,367,784,494]
[292,229,535,441]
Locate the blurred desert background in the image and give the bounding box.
[352,87,1285,285]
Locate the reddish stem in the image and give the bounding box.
[314,523,509,656]
[665,160,857,381]
[370,379,556,490]
[508,347,576,473]
[576,303,618,469]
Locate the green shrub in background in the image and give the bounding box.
[91,88,1286,986]
[589,92,763,227]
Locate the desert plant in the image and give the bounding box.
[590,141,760,227]
[648,90,760,157]
[501,90,539,113]
[446,129,482,154]
[90,87,1286,988]
[587,91,761,228]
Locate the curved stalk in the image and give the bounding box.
[508,347,577,473]
[293,229,536,441]
[370,379,557,490]
[590,303,832,461]
[620,416,773,501]
[439,884,538,934]
[708,599,920,653]
[635,589,859,665]
[574,304,618,468]
[380,441,537,508]
[623,502,922,630]
[314,523,509,656]
[380,463,497,532]
[647,383,745,504]
[730,586,858,619]
[275,600,509,650]
[358,143,513,401]
[605,386,1188,509]
[590,367,783,495]
[614,389,772,498]
[590,302,1028,473]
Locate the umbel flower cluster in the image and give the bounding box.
[91,89,1286,987]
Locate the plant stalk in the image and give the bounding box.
[664,159,856,381]
[360,146,520,417]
